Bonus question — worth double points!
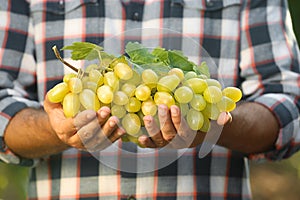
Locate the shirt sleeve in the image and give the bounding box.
[0,0,41,166]
[240,0,300,161]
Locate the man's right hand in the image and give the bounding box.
[44,95,126,152]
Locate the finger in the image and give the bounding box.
[143,115,167,147]
[73,110,97,130]
[217,112,232,125]
[157,104,177,142]
[96,106,111,124]
[138,134,156,148]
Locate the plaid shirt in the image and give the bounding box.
[1,0,300,199]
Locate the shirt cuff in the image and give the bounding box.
[249,93,300,161]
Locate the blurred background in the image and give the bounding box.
[1,0,300,199]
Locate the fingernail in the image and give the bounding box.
[171,106,179,116]
[100,110,109,118]
[158,107,167,117]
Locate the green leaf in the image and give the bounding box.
[61,42,103,61]
[168,50,195,71]
[151,47,169,65]
[193,61,211,78]
[125,42,159,64]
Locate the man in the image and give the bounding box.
[0,0,299,199]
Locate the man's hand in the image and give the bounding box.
[44,95,125,151]
[138,104,232,149]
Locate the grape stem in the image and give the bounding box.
[52,45,86,76]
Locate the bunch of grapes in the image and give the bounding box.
[47,42,242,144]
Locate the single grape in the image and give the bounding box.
[121,83,136,97]
[199,116,210,132]
[222,86,242,102]
[142,69,158,89]
[135,84,151,101]
[114,62,133,80]
[168,68,184,81]
[47,82,69,103]
[141,98,157,116]
[63,73,77,83]
[203,85,223,104]
[126,69,141,86]
[154,91,175,108]
[63,93,80,118]
[97,85,114,104]
[206,78,222,89]
[68,77,83,94]
[184,71,198,80]
[189,94,206,111]
[121,113,141,136]
[125,97,141,113]
[202,103,220,120]
[113,91,129,105]
[80,89,101,111]
[89,69,104,86]
[157,74,180,92]
[111,104,126,118]
[184,77,208,94]
[85,64,99,73]
[104,71,119,91]
[83,81,98,93]
[216,96,236,112]
[186,108,204,130]
[174,86,194,104]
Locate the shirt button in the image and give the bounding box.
[132,12,140,21]
[206,0,214,6]
[127,195,136,200]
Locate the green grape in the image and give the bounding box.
[184,71,198,80]
[154,91,175,108]
[206,78,222,89]
[190,94,206,111]
[202,103,220,120]
[121,113,141,136]
[186,108,204,131]
[111,104,126,118]
[80,89,101,111]
[63,73,77,83]
[216,96,236,112]
[126,134,139,144]
[126,69,141,85]
[135,84,151,101]
[184,77,208,94]
[104,71,119,91]
[113,91,129,105]
[222,86,242,102]
[47,82,69,103]
[199,116,210,132]
[178,103,189,117]
[168,68,184,81]
[63,93,80,118]
[121,134,130,142]
[89,69,104,86]
[141,98,157,116]
[121,83,136,97]
[68,77,83,94]
[142,69,158,89]
[125,97,141,112]
[97,85,114,104]
[114,62,133,80]
[85,64,99,73]
[203,86,223,104]
[83,81,98,93]
[157,74,180,92]
[174,86,194,104]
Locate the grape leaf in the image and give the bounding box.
[61,42,103,61]
[125,42,159,64]
[168,50,195,71]
[151,47,169,65]
[193,61,210,78]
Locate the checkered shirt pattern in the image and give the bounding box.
[0,0,300,199]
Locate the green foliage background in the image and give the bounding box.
[0,1,299,199]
